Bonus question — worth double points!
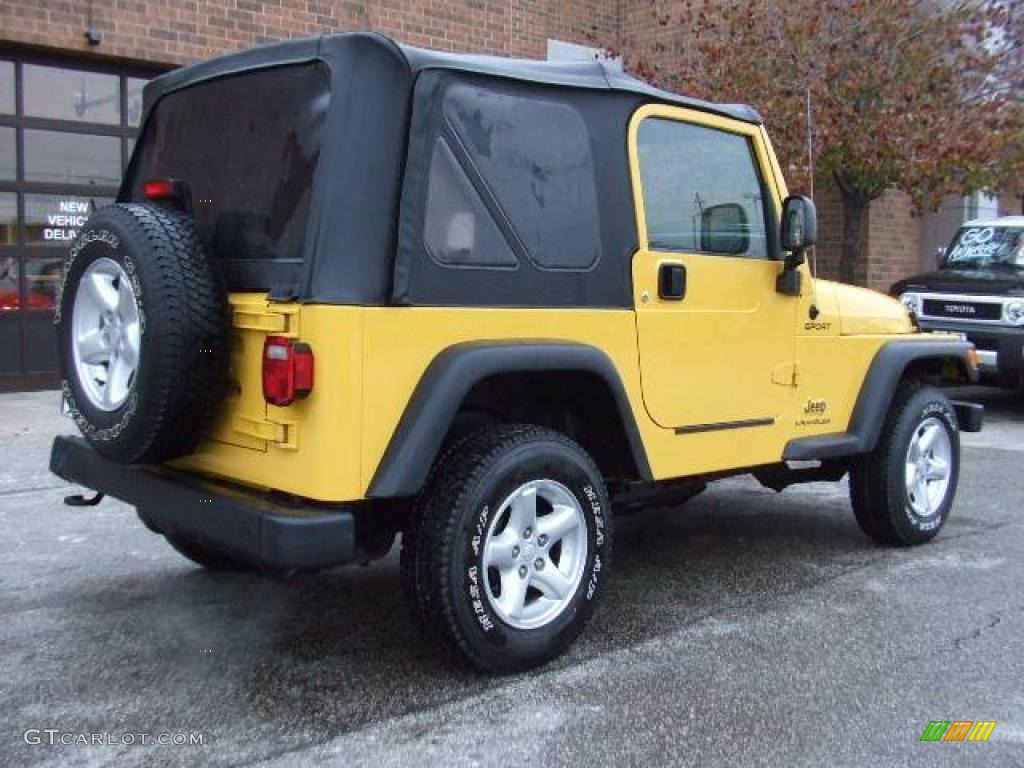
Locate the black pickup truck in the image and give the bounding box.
[893,217,1024,388]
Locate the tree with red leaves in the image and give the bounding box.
[619,0,1023,284]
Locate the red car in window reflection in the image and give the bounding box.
[0,289,55,311]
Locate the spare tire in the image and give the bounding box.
[55,203,231,464]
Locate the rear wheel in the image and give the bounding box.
[401,425,611,673]
[850,382,960,546]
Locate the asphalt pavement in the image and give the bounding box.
[1,386,1022,767]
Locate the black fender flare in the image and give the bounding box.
[783,339,978,461]
[367,341,653,498]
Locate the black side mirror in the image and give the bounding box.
[777,195,816,296]
[780,195,817,263]
[935,246,948,269]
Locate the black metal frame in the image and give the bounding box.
[0,44,167,383]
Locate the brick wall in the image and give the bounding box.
[509,0,620,58]
[809,181,921,292]
[0,0,618,66]
[864,189,920,293]
[0,0,942,291]
[997,188,1023,217]
[808,178,845,284]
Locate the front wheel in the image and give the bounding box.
[401,425,611,673]
[850,382,960,546]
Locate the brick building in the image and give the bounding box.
[0,1,1016,387]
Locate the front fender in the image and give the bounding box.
[784,339,979,461]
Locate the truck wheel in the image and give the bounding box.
[401,425,611,673]
[849,383,960,546]
[55,203,230,464]
[164,534,254,572]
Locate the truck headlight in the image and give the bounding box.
[900,292,923,316]
[1004,300,1024,325]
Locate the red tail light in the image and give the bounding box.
[142,178,191,209]
[263,336,314,406]
[143,179,175,199]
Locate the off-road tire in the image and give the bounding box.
[400,424,611,673]
[849,382,960,546]
[55,203,230,464]
[165,534,255,572]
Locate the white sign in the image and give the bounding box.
[44,200,90,242]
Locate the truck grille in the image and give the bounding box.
[921,298,1002,321]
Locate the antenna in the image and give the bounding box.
[806,87,816,279]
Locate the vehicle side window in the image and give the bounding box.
[423,136,518,268]
[637,118,770,259]
[442,83,601,271]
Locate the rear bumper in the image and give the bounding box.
[49,435,358,570]
[918,318,1024,374]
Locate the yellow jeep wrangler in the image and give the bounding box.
[50,33,982,673]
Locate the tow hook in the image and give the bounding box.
[64,491,105,507]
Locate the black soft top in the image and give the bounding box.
[142,32,761,126]
[128,33,767,308]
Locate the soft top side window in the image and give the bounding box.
[427,82,601,271]
[636,117,770,259]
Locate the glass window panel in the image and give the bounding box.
[637,118,770,259]
[129,63,328,263]
[0,192,17,309]
[0,61,14,114]
[0,192,15,246]
[24,129,121,187]
[0,126,15,181]
[24,256,63,310]
[24,194,113,246]
[127,77,148,127]
[0,256,17,311]
[443,82,600,270]
[423,137,516,268]
[23,64,120,125]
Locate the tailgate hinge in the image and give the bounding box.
[232,303,300,337]
[232,414,299,450]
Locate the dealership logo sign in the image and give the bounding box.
[920,720,996,742]
[44,200,91,242]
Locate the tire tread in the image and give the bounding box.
[58,203,230,463]
[402,424,607,672]
[850,380,957,547]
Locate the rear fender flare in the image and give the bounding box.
[367,341,652,498]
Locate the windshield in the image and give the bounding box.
[946,225,1024,269]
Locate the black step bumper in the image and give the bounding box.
[952,400,984,433]
[49,435,358,570]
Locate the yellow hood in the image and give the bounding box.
[815,280,915,336]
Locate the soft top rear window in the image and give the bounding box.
[126,63,329,272]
